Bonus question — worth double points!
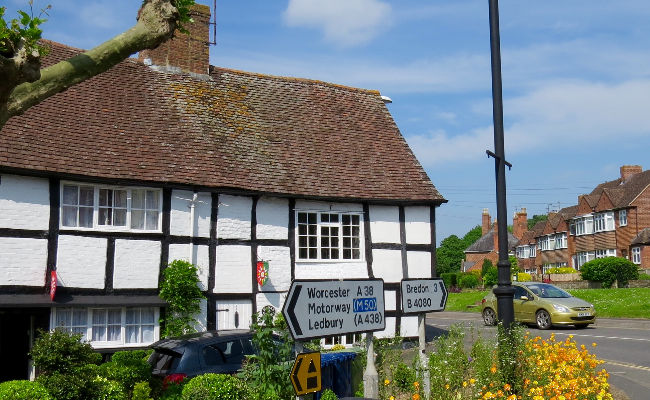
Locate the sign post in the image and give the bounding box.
[283,279,385,398]
[401,278,448,397]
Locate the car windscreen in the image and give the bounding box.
[527,284,571,298]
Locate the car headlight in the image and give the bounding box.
[552,304,570,313]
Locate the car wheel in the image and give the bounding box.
[574,324,589,329]
[482,308,497,326]
[536,310,552,330]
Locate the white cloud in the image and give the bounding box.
[282,0,393,47]
[406,127,494,167]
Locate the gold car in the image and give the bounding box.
[481,282,596,330]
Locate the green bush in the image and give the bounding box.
[159,259,206,338]
[30,330,100,374]
[459,274,479,289]
[98,350,153,398]
[160,379,186,400]
[637,273,650,280]
[516,272,532,282]
[132,381,153,400]
[320,388,339,400]
[393,362,416,392]
[481,259,494,277]
[440,273,457,288]
[181,374,247,400]
[548,267,578,274]
[580,257,639,288]
[0,380,52,400]
[483,267,498,287]
[36,366,113,400]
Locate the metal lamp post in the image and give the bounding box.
[486,0,516,330]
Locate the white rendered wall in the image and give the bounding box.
[256,292,287,315]
[256,197,289,240]
[371,249,403,283]
[170,190,211,238]
[214,245,252,293]
[295,262,368,280]
[168,244,210,290]
[384,290,397,311]
[57,236,107,288]
[407,251,432,278]
[369,205,400,244]
[257,246,291,292]
[374,316,396,339]
[0,237,48,286]
[295,200,363,213]
[404,206,431,244]
[191,299,208,332]
[217,195,252,239]
[113,240,161,289]
[0,174,50,230]
[400,315,419,337]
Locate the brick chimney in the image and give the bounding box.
[482,208,491,235]
[138,4,211,75]
[493,218,499,252]
[620,165,642,182]
[513,208,527,240]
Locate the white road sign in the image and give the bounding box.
[282,279,385,341]
[400,278,447,314]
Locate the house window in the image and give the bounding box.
[574,251,595,270]
[530,245,536,258]
[538,235,555,251]
[570,216,594,236]
[554,233,567,249]
[595,249,616,259]
[323,333,363,349]
[594,212,615,232]
[61,183,162,231]
[619,210,628,226]
[53,307,157,347]
[632,247,641,264]
[297,211,362,261]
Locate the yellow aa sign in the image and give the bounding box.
[290,352,321,395]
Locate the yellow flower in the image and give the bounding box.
[592,343,597,347]
[384,379,390,386]
[389,397,395,400]
[463,381,468,387]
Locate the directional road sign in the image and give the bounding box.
[291,352,321,396]
[282,279,385,341]
[400,278,447,314]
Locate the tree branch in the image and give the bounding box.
[0,0,180,127]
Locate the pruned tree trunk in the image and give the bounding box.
[0,0,182,128]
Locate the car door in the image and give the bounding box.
[513,285,532,323]
[200,338,247,375]
[517,287,538,322]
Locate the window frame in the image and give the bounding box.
[51,306,159,349]
[594,212,615,233]
[619,210,628,227]
[60,182,162,233]
[554,233,567,249]
[632,247,641,264]
[595,249,616,259]
[295,210,364,262]
[570,215,594,236]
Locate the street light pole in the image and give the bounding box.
[487,0,516,330]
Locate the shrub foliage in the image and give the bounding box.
[0,380,53,400]
[580,257,639,288]
[159,259,206,337]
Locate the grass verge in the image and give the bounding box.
[445,287,650,319]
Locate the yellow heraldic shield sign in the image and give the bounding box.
[291,352,321,395]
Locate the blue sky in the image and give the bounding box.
[6,0,650,245]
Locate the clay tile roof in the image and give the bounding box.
[518,230,536,245]
[589,169,650,208]
[1,42,445,203]
[631,228,650,245]
[464,227,519,252]
[558,205,577,218]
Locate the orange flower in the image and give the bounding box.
[414,381,419,389]
[412,394,420,400]
[503,383,511,391]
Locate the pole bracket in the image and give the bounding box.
[486,150,512,170]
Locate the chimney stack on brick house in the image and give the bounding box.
[620,165,642,182]
[482,208,492,235]
[493,218,499,253]
[513,208,527,240]
[138,4,211,75]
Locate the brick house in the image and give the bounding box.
[463,209,520,272]
[0,5,446,381]
[515,165,650,273]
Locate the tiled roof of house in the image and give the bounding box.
[631,228,650,245]
[464,227,519,253]
[1,41,445,203]
[590,169,650,208]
